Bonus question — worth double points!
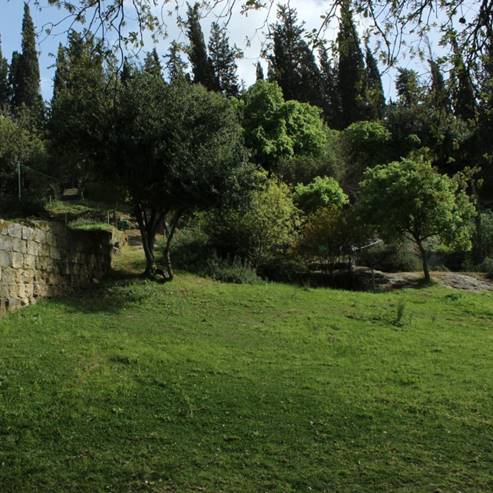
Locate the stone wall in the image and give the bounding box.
[0,219,126,314]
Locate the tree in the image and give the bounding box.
[0,36,10,110]
[266,5,322,108]
[165,41,189,83]
[450,39,477,121]
[208,22,241,96]
[11,3,43,118]
[294,176,348,213]
[110,73,247,278]
[365,46,385,120]
[0,113,46,205]
[256,61,264,81]
[143,48,163,78]
[340,120,391,192]
[337,0,368,127]
[240,80,328,174]
[319,45,342,128]
[358,157,476,282]
[205,176,299,266]
[52,43,69,102]
[186,3,216,90]
[48,32,107,194]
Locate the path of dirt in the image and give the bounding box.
[375,270,493,292]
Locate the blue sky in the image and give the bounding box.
[0,0,428,102]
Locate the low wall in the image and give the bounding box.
[0,219,126,314]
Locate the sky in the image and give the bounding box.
[0,0,426,102]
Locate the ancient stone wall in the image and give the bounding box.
[0,219,126,314]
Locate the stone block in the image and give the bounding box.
[11,252,23,269]
[0,250,9,268]
[7,223,23,238]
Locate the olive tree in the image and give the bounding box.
[110,72,246,279]
[358,157,476,282]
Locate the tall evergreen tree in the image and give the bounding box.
[336,0,368,127]
[395,68,422,106]
[186,3,216,90]
[143,48,163,78]
[319,45,342,128]
[8,52,21,109]
[256,61,264,81]
[0,36,10,109]
[52,43,69,103]
[165,41,189,83]
[428,58,450,113]
[12,3,43,116]
[365,46,385,120]
[267,5,322,107]
[208,22,240,96]
[450,39,477,121]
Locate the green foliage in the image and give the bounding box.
[111,72,246,276]
[0,37,10,109]
[365,46,385,120]
[48,32,108,192]
[294,176,348,213]
[10,4,43,119]
[206,176,299,266]
[199,254,263,284]
[340,120,391,190]
[275,128,345,185]
[208,22,241,96]
[266,5,322,108]
[240,80,328,173]
[297,205,366,267]
[186,3,216,90]
[359,157,476,281]
[336,0,368,127]
[165,41,189,83]
[0,112,46,204]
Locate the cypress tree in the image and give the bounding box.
[256,61,264,81]
[208,22,240,96]
[395,68,422,107]
[186,3,216,90]
[267,5,322,107]
[52,43,69,102]
[121,57,135,85]
[428,58,450,113]
[144,48,163,78]
[8,51,21,110]
[450,39,477,121]
[365,45,385,119]
[165,41,189,83]
[319,45,342,128]
[0,36,10,109]
[12,3,43,115]
[336,0,368,126]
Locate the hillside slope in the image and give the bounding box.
[1,245,492,492]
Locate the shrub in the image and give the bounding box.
[205,177,299,266]
[200,254,263,284]
[294,176,348,214]
[358,242,421,272]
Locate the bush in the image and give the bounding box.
[294,176,348,214]
[200,254,263,284]
[479,257,493,279]
[257,255,308,283]
[358,242,421,272]
[205,177,299,266]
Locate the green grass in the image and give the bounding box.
[68,219,115,233]
[1,246,493,492]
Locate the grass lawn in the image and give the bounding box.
[1,245,493,492]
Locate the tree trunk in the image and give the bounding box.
[417,240,431,284]
[135,203,164,277]
[162,210,183,282]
